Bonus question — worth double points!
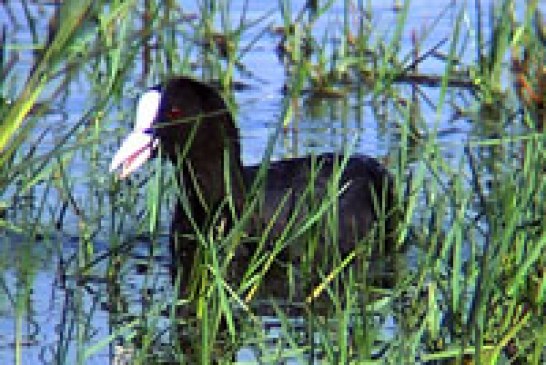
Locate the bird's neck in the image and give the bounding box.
[172,142,246,225]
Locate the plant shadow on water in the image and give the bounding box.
[0,0,545,364]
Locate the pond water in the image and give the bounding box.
[0,0,541,363]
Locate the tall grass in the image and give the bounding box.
[0,0,544,364]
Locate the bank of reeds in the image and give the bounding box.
[0,0,544,363]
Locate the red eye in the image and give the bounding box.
[167,107,184,119]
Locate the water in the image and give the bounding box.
[0,0,539,363]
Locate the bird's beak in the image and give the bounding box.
[109,131,158,179]
[110,89,161,179]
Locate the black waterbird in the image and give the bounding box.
[110,76,399,298]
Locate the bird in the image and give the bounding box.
[110,76,399,299]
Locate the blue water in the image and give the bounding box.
[0,0,535,363]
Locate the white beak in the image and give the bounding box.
[110,89,162,179]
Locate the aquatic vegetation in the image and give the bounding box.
[0,0,544,364]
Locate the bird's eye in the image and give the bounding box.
[167,107,184,119]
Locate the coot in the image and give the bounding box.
[110,76,398,294]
